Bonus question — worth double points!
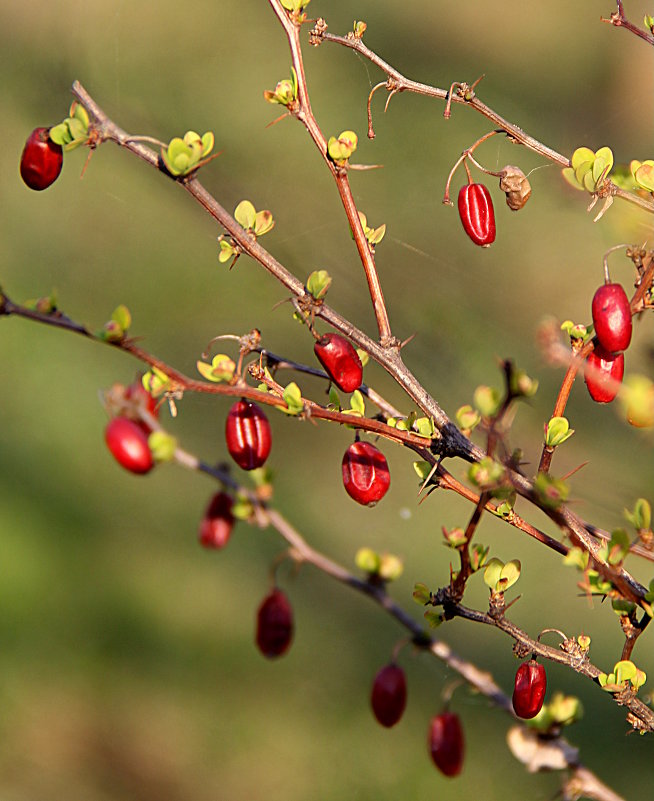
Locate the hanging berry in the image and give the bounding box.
[225,399,272,470]
[591,283,632,354]
[256,588,294,658]
[342,440,390,506]
[512,659,547,719]
[428,711,465,777]
[198,492,235,549]
[314,333,363,393]
[20,127,64,191]
[585,347,624,403]
[370,663,407,728]
[458,183,496,247]
[104,417,154,475]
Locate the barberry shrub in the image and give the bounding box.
[2,2,653,801]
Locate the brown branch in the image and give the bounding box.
[601,1,654,46]
[314,27,654,217]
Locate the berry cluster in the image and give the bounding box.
[585,281,632,404]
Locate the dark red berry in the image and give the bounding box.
[371,663,407,728]
[342,441,390,506]
[225,400,272,471]
[585,346,624,404]
[104,417,154,475]
[512,659,546,719]
[428,712,465,777]
[20,127,64,191]
[591,283,632,354]
[458,183,496,247]
[199,492,234,549]
[256,588,293,658]
[314,333,363,393]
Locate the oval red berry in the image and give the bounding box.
[428,711,465,777]
[314,333,363,393]
[371,663,407,728]
[20,127,64,191]
[225,400,272,470]
[104,417,154,475]
[512,660,546,719]
[256,588,293,658]
[585,347,624,404]
[458,183,496,247]
[342,441,390,506]
[199,492,234,549]
[591,283,632,354]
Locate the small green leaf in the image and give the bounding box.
[456,405,481,431]
[625,498,652,530]
[254,210,275,236]
[196,354,236,383]
[413,461,432,481]
[413,416,435,438]
[483,558,504,590]
[634,163,654,192]
[111,304,131,332]
[142,367,170,398]
[235,200,257,230]
[281,381,304,415]
[201,131,214,157]
[614,660,637,685]
[378,553,403,581]
[473,385,502,418]
[424,609,444,628]
[412,582,432,605]
[218,240,237,263]
[594,146,613,174]
[328,386,341,409]
[534,472,569,509]
[561,167,585,191]
[349,390,365,416]
[497,559,521,591]
[563,547,589,571]
[544,416,574,447]
[306,269,332,300]
[468,457,505,490]
[571,147,596,170]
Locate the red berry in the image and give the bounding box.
[314,333,363,393]
[591,283,632,353]
[225,400,272,470]
[458,183,496,247]
[256,588,293,658]
[342,441,390,506]
[585,346,624,404]
[20,127,64,191]
[371,663,407,728]
[512,659,546,719]
[104,417,154,475]
[428,712,465,777]
[198,492,234,549]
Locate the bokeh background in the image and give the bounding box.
[1,1,653,799]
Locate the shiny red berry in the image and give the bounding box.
[256,588,293,658]
[104,417,154,475]
[225,400,272,470]
[20,127,64,191]
[428,712,465,777]
[591,283,632,354]
[342,441,390,506]
[198,492,234,549]
[371,663,407,728]
[585,346,624,404]
[314,333,363,393]
[458,183,496,247]
[512,659,546,719]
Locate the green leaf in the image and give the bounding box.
[497,559,521,591]
[201,131,214,157]
[349,390,365,416]
[625,498,652,530]
[424,609,443,628]
[544,416,574,447]
[594,146,613,174]
[254,210,275,236]
[142,367,170,398]
[111,304,131,332]
[378,553,403,581]
[456,404,481,431]
[563,547,588,570]
[473,385,501,417]
[281,381,303,415]
[196,354,235,383]
[328,386,341,409]
[571,147,595,170]
[235,200,257,230]
[412,582,432,605]
[413,416,435,438]
[306,269,332,300]
[534,472,569,509]
[613,660,637,685]
[483,558,504,590]
[561,167,585,191]
[413,461,432,481]
[634,163,654,192]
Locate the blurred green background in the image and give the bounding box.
[1,0,653,798]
